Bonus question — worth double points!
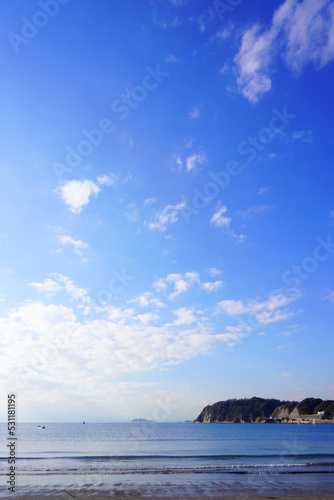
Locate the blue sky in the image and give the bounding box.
[0,0,334,422]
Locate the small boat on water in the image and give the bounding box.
[37,425,46,429]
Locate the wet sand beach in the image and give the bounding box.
[2,494,334,499]
[2,476,334,500]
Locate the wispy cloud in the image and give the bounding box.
[147,202,186,231]
[280,129,314,144]
[153,271,224,300]
[322,289,334,303]
[208,267,222,277]
[188,107,200,120]
[143,197,157,206]
[210,203,247,243]
[153,15,180,30]
[211,26,234,42]
[234,0,334,102]
[259,186,270,195]
[153,271,200,300]
[216,290,301,326]
[29,274,90,303]
[128,292,165,308]
[235,205,275,219]
[97,173,117,186]
[125,204,140,222]
[200,281,223,293]
[58,234,89,259]
[210,204,231,229]
[165,54,180,63]
[168,0,188,6]
[277,343,291,350]
[186,151,207,172]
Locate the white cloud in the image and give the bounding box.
[128,292,165,308]
[59,179,100,214]
[29,274,90,305]
[58,234,89,259]
[137,313,160,324]
[147,202,186,231]
[143,197,156,206]
[201,281,223,293]
[153,272,200,300]
[97,174,117,186]
[210,204,246,244]
[29,279,62,298]
[215,324,250,346]
[208,267,222,277]
[217,299,246,316]
[216,290,301,325]
[234,0,334,102]
[280,371,293,377]
[231,231,247,244]
[186,152,207,172]
[210,204,231,229]
[188,107,200,120]
[173,307,197,325]
[171,154,183,173]
[52,273,90,303]
[0,287,235,405]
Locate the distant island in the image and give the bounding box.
[194,397,334,424]
[131,418,155,423]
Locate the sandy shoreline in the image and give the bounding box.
[1,494,334,500]
[2,485,334,500]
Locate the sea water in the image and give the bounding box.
[0,422,333,497]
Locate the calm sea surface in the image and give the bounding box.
[1,422,334,496]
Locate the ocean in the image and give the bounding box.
[1,422,334,497]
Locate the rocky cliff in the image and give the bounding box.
[194,397,284,423]
[194,397,334,423]
[272,398,334,421]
